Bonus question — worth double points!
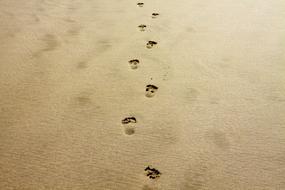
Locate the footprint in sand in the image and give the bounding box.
[129,59,140,69]
[122,117,137,124]
[146,41,158,49]
[152,13,159,19]
[138,24,147,31]
[145,166,161,179]
[145,85,158,98]
[137,3,144,7]
[122,117,137,135]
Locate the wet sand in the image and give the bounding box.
[0,0,285,189]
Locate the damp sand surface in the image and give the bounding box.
[0,0,285,189]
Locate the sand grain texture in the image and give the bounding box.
[0,0,285,189]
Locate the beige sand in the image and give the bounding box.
[0,0,285,189]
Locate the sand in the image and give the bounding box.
[0,0,285,189]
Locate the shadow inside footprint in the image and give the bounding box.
[138,24,147,31]
[146,41,157,49]
[145,166,161,179]
[122,117,137,135]
[124,127,135,135]
[129,59,140,69]
[122,117,137,124]
[152,13,159,18]
[145,85,158,98]
[137,3,144,7]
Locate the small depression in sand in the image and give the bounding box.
[152,13,159,18]
[146,41,158,49]
[129,59,140,69]
[145,85,158,98]
[137,3,144,7]
[138,24,147,31]
[122,116,137,135]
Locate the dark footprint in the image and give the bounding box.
[145,85,158,98]
[137,3,144,7]
[122,117,137,124]
[145,166,161,179]
[122,117,137,135]
[138,24,147,31]
[152,13,159,18]
[146,41,157,49]
[129,59,140,69]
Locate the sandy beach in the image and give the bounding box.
[0,0,285,189]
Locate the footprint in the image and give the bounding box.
[145,85,158,98]
[122,117,137,135]
[138,24,147,31]
[152,13,159,18]
[146,41,157,49]
[129,59,140,69]
[145,166,161,179]
[122,117,137,124]
[137,3,144,7]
